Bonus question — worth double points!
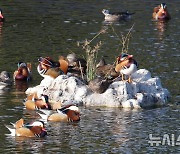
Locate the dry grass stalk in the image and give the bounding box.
[78,30,105,82]
[111,24,134,54]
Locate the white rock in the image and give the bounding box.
[25,69,170,109]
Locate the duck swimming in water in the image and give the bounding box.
[13,62,32,81]
[24,94,62,110]
[23,95,52,110]
[152,3,171,20]
[0,71,12,89]
[38,105,80,122]
[102,9,135,22]
[115,53,138,83]
[0,9,5,22]
[5,118,47,137]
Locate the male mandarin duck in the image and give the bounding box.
[37,56,69,78]
[38,105,80,122]
[152,3,171,20]
[0,9,5,22]
[115,53,138,83]
[23,95,52,110]
[5,118,47,137]
[24,94,62,110]
[102,9,135,22]
[13,62,32,81]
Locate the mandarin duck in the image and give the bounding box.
[23,95,52,110]
[13,62,32,81]
[152,3,171,20]
[0,71,12,89]
[37,56,69,78]
[96,58,119,79]
[24,93,62,110]
[66,53,87,77]
[0,9,5,22]
[115,53,138,83]
[102,9,135,22]
[38,105,80,122]
[5,118,47,137]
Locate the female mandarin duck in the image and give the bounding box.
[0,71,12,89]
[13,62,32,81]
[66,53,87,76]
[102,9,135,22]
[5,118,47,137]
[115,53,138,83]
[0,9,5,22]
[38,105,80,122]
[37,56,69,78]
[152,3,171,20]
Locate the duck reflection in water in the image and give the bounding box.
[154,20,168,41]
[14,80,29,92]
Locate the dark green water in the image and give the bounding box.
[0,0,179,153]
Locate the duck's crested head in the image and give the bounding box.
[18,62,27,68]
[102,9,110,15]
[160,3,167,9]
[38,57,60,68]
[0,9,4,21]
[117,53,133,63]
[26,120,45,128]
[66,105,80,112]
[0,71,11,81]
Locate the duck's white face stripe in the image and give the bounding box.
[28,121,44,127]
[67,106,79,112]
[161,4,166,9]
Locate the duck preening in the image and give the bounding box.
[152,3,171,20]
[38,105,80,122]
[24,94,62,110]
[0,9,5,22]
[102,9,135,22]
[5,118,47,137]
[37,56,69,78]
[13,62,32,81]
[115,53,138,83]
[24,95,52,110]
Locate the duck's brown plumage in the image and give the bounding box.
[152,3,171,20]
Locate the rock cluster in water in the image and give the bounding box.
[26,69,170,109]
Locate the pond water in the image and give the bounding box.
[0,0,179,153]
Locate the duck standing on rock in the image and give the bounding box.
[102,9,135,22]
[13,62,32,81]
[5,118,47,137]
[88,58,119,93]
[66,53,87,78]
[115,53,138,83]
[37,56,69,78]
[152,3,171,20]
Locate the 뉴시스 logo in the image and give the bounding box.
[148,134,180,146]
